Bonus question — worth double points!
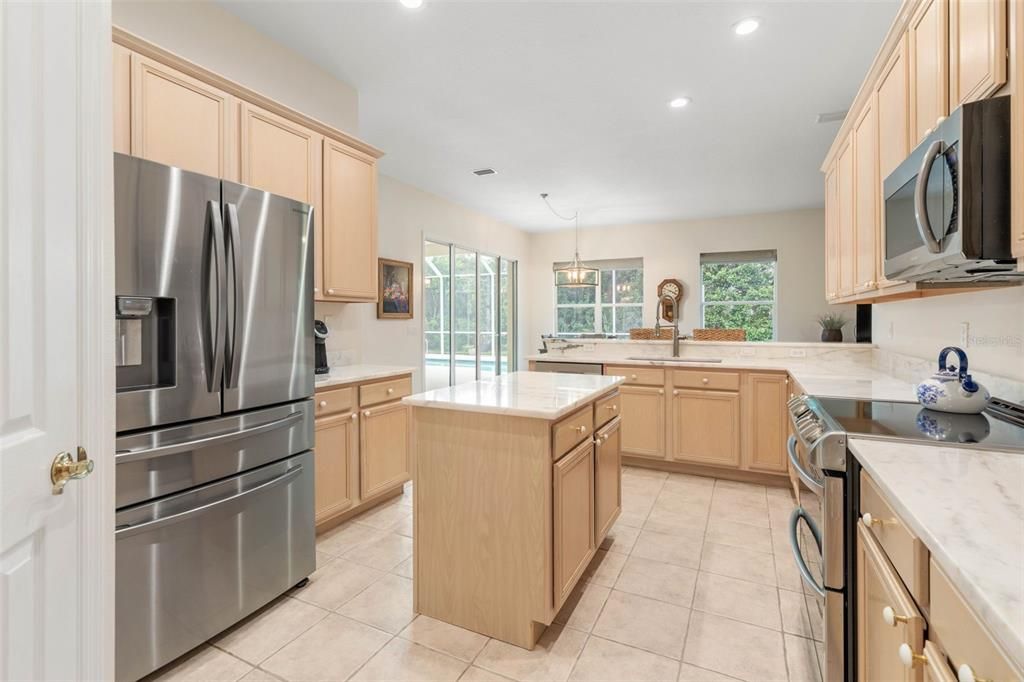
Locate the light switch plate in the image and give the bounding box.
[789,348,807,358]
[960,322,970,347]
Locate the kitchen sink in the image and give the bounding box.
[625,356,723,363]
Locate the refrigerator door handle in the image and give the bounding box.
[204,200,227,393]
[224,202,244,390]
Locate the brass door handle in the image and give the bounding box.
[51,447,94,495]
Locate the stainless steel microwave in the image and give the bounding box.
[883,96,1020,282]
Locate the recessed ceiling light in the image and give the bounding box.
[668,97,691,109]
[733,17,761,36]
[400,0,423,8]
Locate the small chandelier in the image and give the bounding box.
[543,193,598,287]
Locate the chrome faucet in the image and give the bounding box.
[654,294,680,357]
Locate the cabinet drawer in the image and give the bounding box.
[929,559,1020,682]
[594,391,621,429]
[673,370,741,391]
[359,375,412,408]
[605,365,664,386]
[553,406,594,460]
[315,386,355,418]
[859,472,929,606]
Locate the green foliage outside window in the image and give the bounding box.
[555,265,643,335]
[700,260,776,342]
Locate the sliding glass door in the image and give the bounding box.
[424,239,517,389]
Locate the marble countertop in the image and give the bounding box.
[402,370,625,419]
[314,364,416,389]
[850,438,1024,670]
[528,354,917,402]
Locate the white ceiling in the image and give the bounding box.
[219,0,899,232]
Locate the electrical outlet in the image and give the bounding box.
[739,347,755,357]
[888,321,895,340]
[789,348,807,358]
[960,322,970,348]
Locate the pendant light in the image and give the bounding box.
[543,193,598,287]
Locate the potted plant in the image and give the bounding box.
[817,313,849,342]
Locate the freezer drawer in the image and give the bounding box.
[115,400,313,508]
[115,451,315,682]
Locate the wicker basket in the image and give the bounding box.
[629,327,675,340]
[693,328,747,342]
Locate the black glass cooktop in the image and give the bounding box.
[815,397,1024,452]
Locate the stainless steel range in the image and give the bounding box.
[786,394,1024,681]
[113,154,316,681]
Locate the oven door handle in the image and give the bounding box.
[913,139,944,254]
[789,507,826,598]
[114,463,304,539]
[787,435,824,495]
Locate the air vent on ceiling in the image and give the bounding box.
[816,110,848,124]
[472,168,497,176]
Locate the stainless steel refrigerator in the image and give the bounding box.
[112,153,316,681]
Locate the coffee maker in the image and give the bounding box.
[314,319,329,375]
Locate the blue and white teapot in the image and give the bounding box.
[915,346,991,414]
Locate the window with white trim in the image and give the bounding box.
[699,250,777,341]
[554,259,643,336]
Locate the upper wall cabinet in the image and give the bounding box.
[239,103,325,296]
[323,140,378,302]
[949,0,1006,106]
[836,136,856,298]
[909,0,949,145]
[113,44,131,155]
[1014,0,1024,258]
[853,99,878,294]
[130,54,237,180]
[824,165,839,302]
[875,35,910,289]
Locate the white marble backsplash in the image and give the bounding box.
[874,348,1024,404]
[541,339,876,363]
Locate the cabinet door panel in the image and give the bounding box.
[837,137,856,298]
[910,0,949,144]
[854,100,878,293]
[594,417,621,544]
[553,441,595,609]
[856,523,925,682]
[314,412,356,524]
[672,389,740,468]
[825,165,840,301]
[618,385,665,459]
[745,374,787,473]
[130,54,235,179]
[360,402,410,500]
[113,44,131,155]
[876,35,910,288]
[323,140,378,301]
[949,0,1007,106]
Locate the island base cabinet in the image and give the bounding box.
[314,413,356,524]
[618,385,664,459]
[360,401,410,501]
[594,417,622,545]
[553,441,595,610]
[857,523,925,682]
[671,389,740,468]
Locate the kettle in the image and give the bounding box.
[915,346,990,414]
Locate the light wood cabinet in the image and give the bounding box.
[744,373,788,473]
[853,98,879,293]
[360,400,410,500]
[594,416,622,544]
[909,0,949,145]
[837,136,857,298]
[553,440,596,609]
[1013,0,1024,259]
[876,35,910,289]
[113,44,131,155]
[323,139,378,301]
[129,54,236,180]
[857,522,926,682]
[949,0,1006,106]
[618,385,665,459]
[921,641,957,682]
[825,164,840,302]
[671,388,740,468]
[314,412,356,524]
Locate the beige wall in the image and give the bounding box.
[525,208,854,347]
[873,287,1024,381]
[317,175,532,390]
[112,0,359,134]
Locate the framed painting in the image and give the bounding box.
[377,258,414,319]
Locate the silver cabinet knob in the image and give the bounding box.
[387,387,395,394]
[363,410,371,417]
[328,288,336,295]
[351,412,357,420]
[701,377,709,384]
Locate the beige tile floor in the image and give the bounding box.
[149,468,824,682]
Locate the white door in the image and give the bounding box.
[0,1,115,680]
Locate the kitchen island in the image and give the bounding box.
[403,371,625,649]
